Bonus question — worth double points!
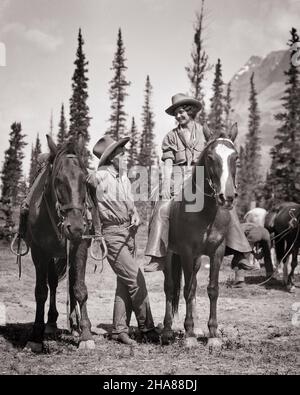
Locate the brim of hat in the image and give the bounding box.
[165,98,202,116]
[97,137,130,166]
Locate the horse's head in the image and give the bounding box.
[201,123,238,209]
[47,134,88,241]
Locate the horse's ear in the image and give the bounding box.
[228,123,238,142]
[203,122,213,142]
[46,134,58,158]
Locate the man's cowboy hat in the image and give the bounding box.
[93,135,130,166]
[165,93,202,116]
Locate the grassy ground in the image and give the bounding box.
[0,224,299,375]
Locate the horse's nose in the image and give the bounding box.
[65,222,84,240]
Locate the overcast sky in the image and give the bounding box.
[0,0,299,174]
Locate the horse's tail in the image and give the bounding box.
[172,254,182,315]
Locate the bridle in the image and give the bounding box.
[46,151,88,240]
[196,138,236,201]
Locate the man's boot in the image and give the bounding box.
[231,251,258,271]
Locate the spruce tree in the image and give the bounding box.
[185,0,210,124]
[29,134,42,187]
[224,82,234,132]
[107,28,131,139]
[128,117,139,168]
[1,122,27,205]
[139,76,155,167]
[57,103,68,148]
[244,73,262,206]
[69,28,91,166]
[268,28,300,204]
[208,59,225,134]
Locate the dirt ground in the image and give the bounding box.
[0,225,299,375]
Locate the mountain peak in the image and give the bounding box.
[229,48,289,175]
[233,56,262,81]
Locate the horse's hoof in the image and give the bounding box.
[207,337,222,353]
[24,341,43,353]
[78,340,95,350]
[184,336,198,349]
[44,324,58,337]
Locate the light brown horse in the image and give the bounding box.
[162,124,238,349]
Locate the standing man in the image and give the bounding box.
[88,135,159,345]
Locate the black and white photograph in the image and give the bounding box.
[0,0,299,377]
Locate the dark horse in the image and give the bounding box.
[163,124,238,349]
[24,135,95,352]
[272,202,300,292]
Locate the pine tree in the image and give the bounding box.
[267,28,300,204]
[1,122,27,205]
[29,134,42,187]
[69,28,91,166]
[107,28,131,139]
[185,0,211,124]
[139,76,155,167]
[57,103,68,148]
[128,117,139,168]
[244,73,262,206]
[208,59,225,134]
[224,82,234,132]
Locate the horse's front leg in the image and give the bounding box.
[162,251,176,345]
[45,258,59,337]
[68,264,80,337]
[72,241,95,350]
[207,242,225,352]
[25,249,49,353]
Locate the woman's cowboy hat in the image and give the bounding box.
[93,135,130,166]
[165,93,202,116]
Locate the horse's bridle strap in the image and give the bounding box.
[59,203,85,211]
